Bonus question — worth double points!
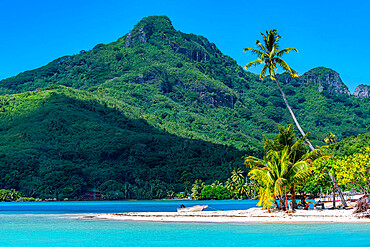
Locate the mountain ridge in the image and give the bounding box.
[1,15,369,145]
[1,16,368,98]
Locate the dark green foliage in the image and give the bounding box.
[0,15,369,198]
[201,184,233,200]
[0,87,247,199]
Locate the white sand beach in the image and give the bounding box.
[81,208,370,224]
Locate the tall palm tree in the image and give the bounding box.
[244,30,347,207]
[324,131,338,208]
[244,29,314,151]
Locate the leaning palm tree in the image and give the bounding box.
[244,29,314,151]
[244,30,347,207]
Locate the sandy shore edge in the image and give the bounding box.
[79,208,370,224]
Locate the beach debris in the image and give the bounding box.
[353,198,370,217]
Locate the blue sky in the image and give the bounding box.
[1,0,369,93]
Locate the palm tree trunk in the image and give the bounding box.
[275,80,314,150]
[332,179,336,208]
[290,185,297,209]
[275,79,348,208]
[274,197,279,209]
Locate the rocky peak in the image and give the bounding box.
[278,67,350,95]
[124,16,175,48]
[300,67,350,95]
[159,32,211,62]
[124,16,220,64]
[125,26,148,47]
[354,84,370,99]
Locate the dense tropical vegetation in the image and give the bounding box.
[244,125,370,210]
[0,16,369,200]
[0,189,21,202]
[190,169,256,200]
[245,125,316,209]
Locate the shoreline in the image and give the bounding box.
[80,208,370,224]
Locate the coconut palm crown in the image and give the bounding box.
[244,29,299,81]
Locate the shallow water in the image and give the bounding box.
[0,201,369,246]
[0,200,259,214]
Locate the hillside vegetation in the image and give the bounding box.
[328,132,370,156]
[0,16,369,199]
[0,87,247,199]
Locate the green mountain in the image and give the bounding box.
[0,15,369,199]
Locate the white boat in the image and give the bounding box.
[177,205,208,212]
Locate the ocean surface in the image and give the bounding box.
[0,200,369,246]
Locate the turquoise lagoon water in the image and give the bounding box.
[0,201,369,246]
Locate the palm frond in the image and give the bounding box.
[259,64,269,80]
[244,156,264,169]
[290,68,299,78]
[311,153,333,167]
[275,177,286,188]
[276,148,289,176]
[276,47,298,57]
[263,135,283,152]
[257,187,275,209]
[260,32,267,41]
[274,33,282,51]
[256,40,269,53]
[275,58,299,77]
[243,47,265,57]
[287,161,310,182]
[248,169,270,186]
[265,29,280,52]
[269,46,276,58]
[275,57,293,73]
[244,59,263,70]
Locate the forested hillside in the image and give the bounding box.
[0,15,369,199]
[0,87,247,199]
